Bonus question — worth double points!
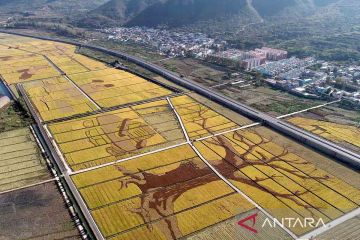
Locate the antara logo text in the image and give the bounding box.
[237,212,326,234]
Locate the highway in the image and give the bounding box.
[1,30,359,170]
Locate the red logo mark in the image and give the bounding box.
[238,213,258,233]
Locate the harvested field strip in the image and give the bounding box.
[0,142,41,155]
[0,161,47,175]
[193,141,311,235]
[0,169,49,186]
[0,181,80,239]
[23,76,98,121]
[0,135,31,147]
[171,95,239,139]
[0,154,42,168]
[235,130,360,206]
[0,148,38,162]
[0,128,51,192]
[0,128,29,139]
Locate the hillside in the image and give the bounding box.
[126,0,248,28]
[0,0,109,17]
[78,0,160,28]
[78,0,351,28]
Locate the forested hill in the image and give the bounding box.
[78,0,346,28]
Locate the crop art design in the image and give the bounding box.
[72,145,254,240]
[195,130,360,235]
[23,76,98,121]
[171,95,239,139]
[48,108,167,171]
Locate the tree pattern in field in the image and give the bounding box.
[114,159,220,239]
[112,104,360,237]
[172,95,239,139]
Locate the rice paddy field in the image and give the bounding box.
[0,181,80,240]
[0,128,52,192]
[187,208,292,240]
[316,215,360,240]
[22,76,98,122]
[48,99,185,171]
[194,129,360,236]
[288,117,360,152]
[12,40,109,74]
[71,145,256,240]
[1,33,360,240]
[171,95,240,139]
[286,105,360,154]
[68,68,173,108]
[0,45,60,85]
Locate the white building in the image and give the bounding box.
[0,94,10,109]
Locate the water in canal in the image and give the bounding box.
[0,81,12,99]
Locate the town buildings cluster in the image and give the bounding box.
[265,62,360,109]
[207,47,288,70]
[102,27,360,110]
[103,27,225,58]
[255,57,316,78]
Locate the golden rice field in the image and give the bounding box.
[0,33,35,45]
[22,76,99,121]
[0,128,51,192]
[288,117,360,150]
[194,129,360,236]
[187,209,293,240]
[3,38,76,56]
[3,33,360,239]
[48,54,108,74]
[0,49,59,85]
[71,145,255,239]
[48,100,185,171]
[33,41,108,74]
[0,33,107,80]
[68,69,173,108]
[171,95,239,139]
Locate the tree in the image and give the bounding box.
[107,103,332,239]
